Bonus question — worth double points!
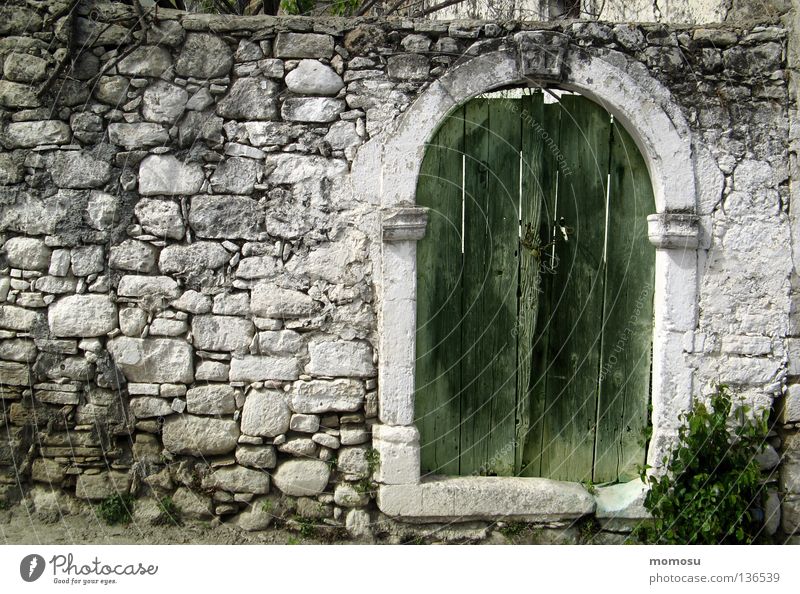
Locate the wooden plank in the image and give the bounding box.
[485,98,521,476]
[538,94,611,482]
[593,120,655,483]
[459,99,519,476]
[520,97,562,478]
[516,91,544,475]
[414,107,465,476]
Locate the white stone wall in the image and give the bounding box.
[424,0,788,23]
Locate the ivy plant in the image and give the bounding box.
[635,384,770,544]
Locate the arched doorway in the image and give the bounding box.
[414,88,655,484]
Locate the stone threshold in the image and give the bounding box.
[377,475,649,523]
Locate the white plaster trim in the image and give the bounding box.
[352,45,702,520]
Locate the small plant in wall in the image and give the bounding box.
[365,448,380,474]
[96,493,135,526]
[154,496,182,526]
[635,384,770,544]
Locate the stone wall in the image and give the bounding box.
[423,0,791,23]
[0,0,796,541]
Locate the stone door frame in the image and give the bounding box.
[354,40,703,521]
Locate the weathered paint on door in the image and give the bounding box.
[414,91,655,483]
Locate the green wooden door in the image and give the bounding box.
[415,91,655,483]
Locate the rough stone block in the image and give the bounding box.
[0,80,40,108]
[266,153,349,185]
[277,436,316,457]
[272,459,330,496]
[216,78,279,121]
[176,33,233,79]
[118,275,180,299]
[3,52,47,84]
[236,445,277,469]
[307,340,375,377]
[312,433,340,449]
[783,497,800,535]
[134,197,186,239]
[186,384,237,415]
[196,360,229,381]
[258,330,304,355]
[720,335,772,356]
[337,446,369,478]
[3,120,70,148]
[291,379,365,413]
[94,75,129,105]
[138,155,204,196]
[0,338,36,362]
[159,242,230,275]
[47,151,111,189]
[107,336,194,383]
[289,413,320,433]
[108,122,170,149]
[789,339,800,376]
[783,385,800,424]
[210,156,261,194]
[229,355,300,382]
[202,465,270,494]
[334,483,370,507]
[32,458,66,484]
[110,240,159,273]
[172,290,212,314]
[274,33,334,59]
[233,496,275,531]
[340,425,369,446]
[281,97,344,123]
[213,293,250,316]
[117,45,173,77]
[0,361,30,386]
[285,59,344,96]
[387,54,430,81]
[192,315,254,352]
[250,283,315,318]
[119,307,148,337]
[172,487,214,519]
[0,305,42,332]
[75,471,130,501]
[86,191,119,231]
[189,195,263,240]
[241,389,291,437]
[48,295,117,338]
[70,245,105,276]
[130,396,175,419]
[162,415,240,456]
[3,236,51,270]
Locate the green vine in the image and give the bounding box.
[635,385,770,544]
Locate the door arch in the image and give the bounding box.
[415,89,655,483]
[366,49,702,521]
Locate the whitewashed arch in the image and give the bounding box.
[354,47,702,521]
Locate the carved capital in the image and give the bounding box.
[647,213,700,249]
[514,31,569,81]
[382,207,429,242]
